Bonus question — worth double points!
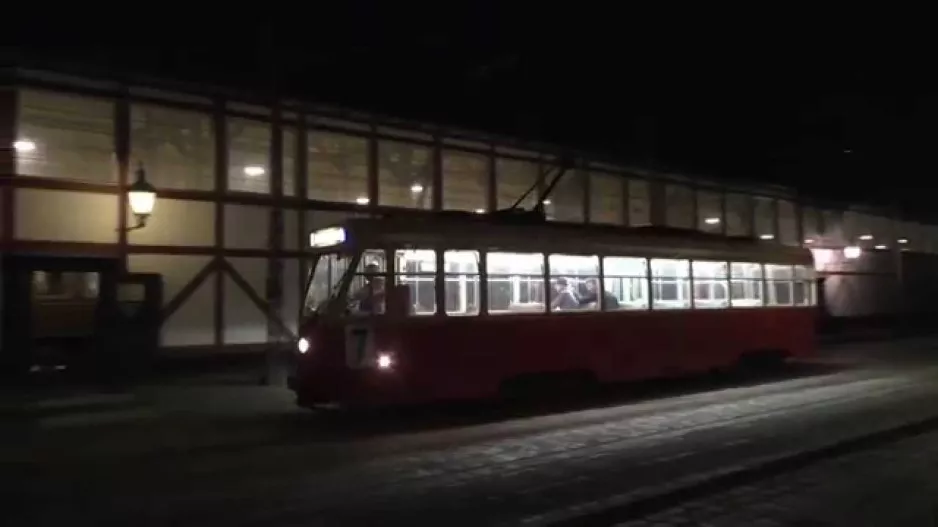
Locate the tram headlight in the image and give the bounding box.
[376,353,394,370]
[297,338,310,354]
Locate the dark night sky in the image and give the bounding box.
[5,9,936,216]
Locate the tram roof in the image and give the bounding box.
[319,211,814,265]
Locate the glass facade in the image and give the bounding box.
[16,89,116,185]
[8,83,927,256]
[131,104,215,191]
[379,140,432,209]
[308,132,369,204]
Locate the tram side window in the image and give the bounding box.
[793,264,816,306]
[693,261,729,309]
[394,249,437,315]
[602,257,648,310]
[347,250,387,315]
[487,252,545,314]
[444,250,480,315]
[730,262,763,307]
[650,259,691,309]
[765,264,794,306]
[548,254,600,311]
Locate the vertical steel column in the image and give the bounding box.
[296,118,308,321]
[264,103,284,384]
[622,176,631,227]
[771,198,780,243]
[719,190,728,236]
[582,165,591,224]
[213,99,227,351]
[432,134,443,211]
[690,184,699,231]
[115,88,130,272]
[486,144,496,212]
[367,124,379,210]
[1,83,17,248]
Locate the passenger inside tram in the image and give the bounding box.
[550,277,580,311]
[349,262,386,314]
[579,278,621,311]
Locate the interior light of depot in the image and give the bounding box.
[243,165,266,177]
[355,196,370,205]
[474,208,485,214]
[898,238,909,244]
[542,199,552,206]
[859,234,874,241]
[843,246,862,259]
[703,217,721,225]
[297,338,310,354]
[804,238,815,244]
[14,139,37,153]
[874,245,888,250]
[759,234,775,240]
[410,183,424,193]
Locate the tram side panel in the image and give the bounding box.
[293,307,815,406]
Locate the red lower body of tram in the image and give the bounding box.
[290,308,815,407]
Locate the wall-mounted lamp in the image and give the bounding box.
[126,162,157,231]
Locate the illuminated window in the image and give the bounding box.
[754,197,776,240]
[765,264,794,306]
[345,250,386,315]
[443,151,487,212]
[802,206,820,246]
[651,259,691,309]
[17,89,116,185]
[665,184,694,229]
[496,158,539,210]
[228,117,270,194]
[132,103,215,191]
[444,251,479,315]
[777,200,798,246]
[305,253,352,315]
[726,194,753,237]
[692,261,729,309]
[379,140,432,209]
[697,190,723,233]
[589,172,624,225]
[308,132,369,204]
[546,169,586,223]
[547,254,599,311]
[602,257,648,310]
[628,179,651,226]
[394,249,436,315]
[486,252,545,314]
[793,265,816,306]
[730,262,763,307]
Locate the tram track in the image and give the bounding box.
[15,359,938,526]
[541,406,938,526]
[56,368,938,526]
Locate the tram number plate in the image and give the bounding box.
[345,325,375,369]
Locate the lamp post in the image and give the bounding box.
[126,162,157,230]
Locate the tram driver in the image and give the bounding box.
[350,262,386,314]
[550,277,580,311]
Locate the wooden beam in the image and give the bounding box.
[220,259,296,340]
[159,258,217,324]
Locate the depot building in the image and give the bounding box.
[1,66,936,375]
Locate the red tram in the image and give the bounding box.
[289,213,817,408]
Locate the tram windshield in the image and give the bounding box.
[303,252,352,315]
